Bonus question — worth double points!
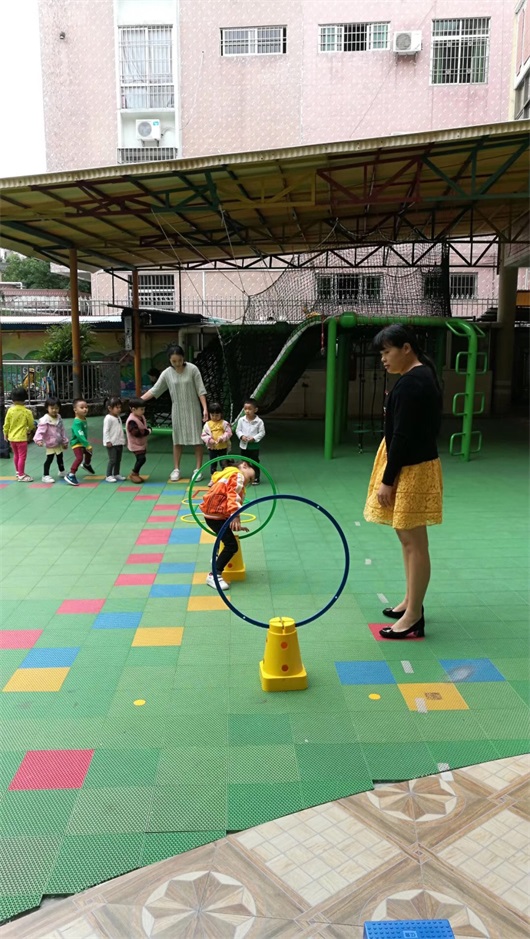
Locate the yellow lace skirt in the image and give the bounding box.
[364,440,443,530]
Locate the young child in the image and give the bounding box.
[235,397,265,484]
[126,398,151,484]
[199,460,255,590]
[65,399,94,487]
[201,401,232,484]
[34,397,68,483]
[103,396,126,483]
[3,387,36,482]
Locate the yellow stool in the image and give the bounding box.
[260,617,308,692]
[222,535,246,582]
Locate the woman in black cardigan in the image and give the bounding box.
[364,325,443,639]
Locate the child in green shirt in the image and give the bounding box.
[65,399,95,487]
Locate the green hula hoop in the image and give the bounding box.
[187,455,277,539]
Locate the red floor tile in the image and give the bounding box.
[135,530,171,545]
[134,495,158,501]
[9,749,95,790]
[126,553,164,564]
[147,515,177,523]
[114,573,157,586]
[0,630,43,649]
[367,622,424,642]
[57,599,106,615]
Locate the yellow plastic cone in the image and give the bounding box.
[222,535,245,582]
[259,617,308,692]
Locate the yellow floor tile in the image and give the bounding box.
[398,682,469,711]
[187,595,229,611]
[3,667,70,692]
[0,476,16,480]
[200,531,216,544]
[192,572,210,585]
[132,627,184,647]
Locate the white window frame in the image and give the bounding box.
[319,22,390,53]
[128,273,176,309]
[220,26,287,57]
[118,25,174,110]
[430,18,490,85]
[316,273,383,302]
[449,273,477,300]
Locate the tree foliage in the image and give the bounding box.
[2,254,91,293]
[39,323,97,362]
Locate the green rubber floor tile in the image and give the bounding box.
[341,685,408,713]
[100,598,149,613]
[67,786,153,834]
[164,713,228,746]
[487,658,530,680]
[125,647,180,668]
[0,752,25,790]
[174,664,231,689]
[171,686,229,714]
[156,746,227,786]
[98,714,168,748]
[228,713,293,745]
[83,748,161,789]
[491,738,530,758]
[456,682,527,710]
[2,717,104,751]
[63,663,127,689]
[425,739,500,770]
[412,710,490,742]
[116,665,176,692]
[354,711,424,744]
[229,744,299,784]
[509,681,530,704]
[473,708,530,740]
[296,743,371,785]
[0,790,77,836]
[361,742,438,782]
[388,658,448,684]
[149,782,227,829]
[46,688,115,719]
[289,711,358,744]
[301,777,372,806]
[140,831,224,866]
[227,782,303,830]
[0,834,61,895]
[46,832,144,894]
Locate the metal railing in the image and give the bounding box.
[0,297,113,316]
[2,361,121,405]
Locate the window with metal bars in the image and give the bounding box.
[423,272,477,300]
[431,18,490,84]
[119,25,174,109]
[128,274,175,309]
[317,274,382,301]
[220,26,287,56]
[319,23,389,52]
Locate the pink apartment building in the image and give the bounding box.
[30,0,529,313]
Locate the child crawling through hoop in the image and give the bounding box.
[199,460,255,591]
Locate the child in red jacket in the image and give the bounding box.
[199,461,255,590]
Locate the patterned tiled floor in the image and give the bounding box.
[0,416,528,930]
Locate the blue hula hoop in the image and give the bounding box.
[212,494,350,628]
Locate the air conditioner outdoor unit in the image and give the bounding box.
[136,119,161,142]
[393,30,422,54]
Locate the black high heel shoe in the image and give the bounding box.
[379,615,425,640]
[383,605,424,620]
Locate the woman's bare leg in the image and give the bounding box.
[393,526,430,630]
[172,444,182,470]
[391,535,410,612]
[194,445,203,471]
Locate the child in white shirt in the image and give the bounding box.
[235,397,265,484]
[103,397,126,482]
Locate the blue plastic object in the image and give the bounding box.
[363,922,454,939]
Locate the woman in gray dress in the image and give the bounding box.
[142,345,208,482]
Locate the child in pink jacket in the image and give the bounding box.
[34,397,69,483]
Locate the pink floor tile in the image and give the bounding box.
[9,749,95,790]
[57,599,106,615]
[135,529,171,545]
[0,629,43,649]
[117,486,140,492]
[114,573,157,586]
[126,553,164,564]
[0,483,9,488]
[147,515,177,523]
[367,622,424,642]
[134,495,158,501]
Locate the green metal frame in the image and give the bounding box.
[446,320,487,460]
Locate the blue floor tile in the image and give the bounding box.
[168,530,201,544]
[440,659,506,682]
[158,563,196,574]
[335,661,396,685]
[20,647,80,668]
[149,584,192,598]
[92,612,143,630]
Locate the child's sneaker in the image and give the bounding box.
[191,470,203,483]
[58,470,66,478]
[206,572,229,591]
[252,480,260,485]
[115,475,126,481]
[42,475,55,483]
[64,473,79,486]
[18,474,34,482]
[82,463,95,475]
[105,476,117,483]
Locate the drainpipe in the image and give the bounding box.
[69,248,81,400]
[131,270,142,395]
[324,316,338,459]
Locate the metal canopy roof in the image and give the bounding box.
[0,121,528,272]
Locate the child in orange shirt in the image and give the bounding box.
[199,461,255,590]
